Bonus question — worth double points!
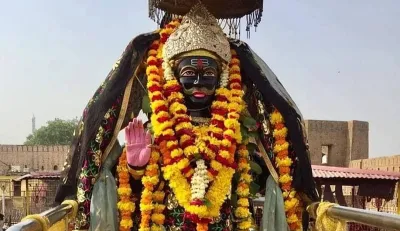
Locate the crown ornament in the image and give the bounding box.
[162,2,231,63]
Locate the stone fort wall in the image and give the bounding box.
[304,120,369,167]
[0,145,68,174]
[350,155,400,172]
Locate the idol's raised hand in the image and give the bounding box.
[125,118,152,167]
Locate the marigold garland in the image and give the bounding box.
[145,19,245,230]
[117,148,135,231]
[229,53,253,231]
[235,144,253,230]
[270,109,302,231]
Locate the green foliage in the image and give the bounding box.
[24,118,78,145]
[249,160,262,175]
[142,95,152,114]
[250,182,260,197]
[239,115,258,141]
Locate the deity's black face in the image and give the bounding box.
[175,56,220,110]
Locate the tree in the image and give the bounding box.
[24,118,78,145]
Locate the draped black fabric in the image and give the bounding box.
[231,40,319,203]
[55,32,159,203]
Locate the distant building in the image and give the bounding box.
[0,145,68,175]
[304,120,369,167]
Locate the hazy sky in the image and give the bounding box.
[0,1,399,158]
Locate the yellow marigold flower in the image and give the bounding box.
[184,169,194,178]
[140,203,154,212]
[186,205,208,218]
[180,134,191,144]
[279,174,292,184]
[150,151,160,162]
[221,139,231,147]
[166,140,178,149]
[238,148,249,158]
[150,100,167,112]
[177,158,190,170]
[212,114,225,122]
[153,192,165,203]
[273,126,288,138]
[171,148,183,158]
[284,197,299,212]
[276,156,293,167]
[287,213,299,223]
[240,173,252,183]
[164,79,179,88]
[230,89,243,97]
[230,57,240,65]
[146,65,159,76]
[209,137,221,146]
[237,220,252,230]
[273,141,290,153]
[150,224,163,231]
[233,131,242,143]
[235,206,250,218]
[230,65,240,73]
[117,187,132,196]
[283,191,289,198]
[206,167,235,217]
[237,198,250,207]
[237,186,250,197]
[229,73,241,81]
[270,111,284,125]
[204,147,216,159]
[175,122,192,132]
[147,49,157,57]
[210,160,223,171]
[215,88,231,98]
[238,162,250,172]
[223,129,235,137]
[142,175,159,186]
[209,126,223,134]
[289,190,297,198]
[167,92,184,101]
[151,213,165,225]
[161,128,174,137]
[160,27,174,35]
[183,145,198,157]
[117,201,135,212]
[229,96,243,105]
[227,111,240,120]
[157,44,163,59]
[147,73,161,82]
[154,122,174,137]
[120,218,133,228]
[146,80,161,90]
[212,100,229,109]
[162,165,175,180]
[219,150,230,159]
[153,204,166,213]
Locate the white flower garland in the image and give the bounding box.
[190,159,210,200]
[219,64,229,88]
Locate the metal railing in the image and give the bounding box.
[7,200,400,231]
[307,202,400,231]
[6,203,73,231]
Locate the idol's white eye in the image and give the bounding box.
[181,69,196,77]
[204,71,216,77]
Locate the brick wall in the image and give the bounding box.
[350,155,400,172]
[0,145,69,174]
[305,120,369,167]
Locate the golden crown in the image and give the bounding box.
[162,2,231,63]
